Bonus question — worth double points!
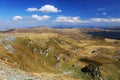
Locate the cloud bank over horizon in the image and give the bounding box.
[1,0,120,29]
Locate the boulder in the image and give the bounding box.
[81,63,103,80]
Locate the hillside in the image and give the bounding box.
[1,27,120,40]
[0,28,120,80]
[0,28,91,40]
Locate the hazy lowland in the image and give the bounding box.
[0,27,120,80]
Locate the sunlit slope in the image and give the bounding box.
[0,33,82,72]
[0,33,120,80]
[1,28,91,40]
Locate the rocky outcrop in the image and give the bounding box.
[81,63,103,80]
[4,44,15,54]
[54,53,61,68]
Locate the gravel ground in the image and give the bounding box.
[0,61,42,80]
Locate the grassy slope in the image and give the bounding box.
[0,32,120,80]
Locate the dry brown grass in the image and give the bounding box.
[0,30,120,80]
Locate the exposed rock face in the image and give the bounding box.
[45,48,49,57]
[4,44,15,54]
[0,36,16,54]
[0,36,16,45]
[4,36,16,42]
[54,53,60,62]
[39,49,43,55]
[81,63,103,80]
[54,53,61,68]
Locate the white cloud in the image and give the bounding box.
[55,16,88,23]
[12,16,23,20]
[90,18,120,23]
[26,4,61,13]
[55,16,120,23]
[32,14,50,20]
[110,18,120,22]
[1,16,120,29]
[90,18,109,22]
[39,4,61,13]
[26,7,38,12]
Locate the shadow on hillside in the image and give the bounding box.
[79,58,103,66]
[87,31,120,40]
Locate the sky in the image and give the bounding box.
[0,0,120,29]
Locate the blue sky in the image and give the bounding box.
[0,0,120,29]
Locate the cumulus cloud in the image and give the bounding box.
[26,4,61,13]
[12,16,23,20]
[26,7,38,12]
[55,16,120,23]
[39,4,61,13]
[32,14,50,20]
